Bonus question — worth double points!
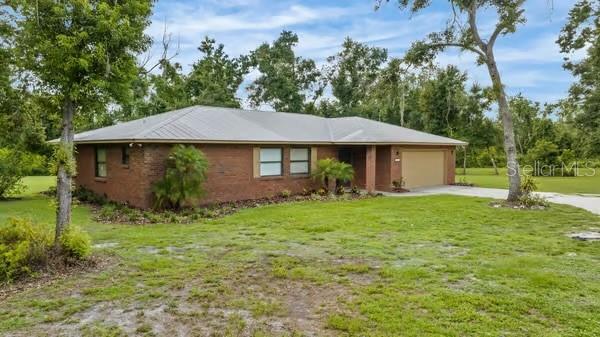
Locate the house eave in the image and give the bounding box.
[64,138,468,147]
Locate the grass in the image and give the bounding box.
[457,167,600,194]
[1,177,600,336]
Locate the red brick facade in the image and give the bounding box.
[75,143,456,209]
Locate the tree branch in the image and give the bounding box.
[140,21,180,75]
[430,42,487,60]
[488,22,506,50]
[467,0,487,51]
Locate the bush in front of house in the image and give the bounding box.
[152,145,209,210]
[0,217,93,283]
[312,158,354,194]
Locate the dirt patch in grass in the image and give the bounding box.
[21,260,357,337]
[0,254,116,301]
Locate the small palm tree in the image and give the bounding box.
[312,158,354,194]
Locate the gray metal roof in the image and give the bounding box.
[72,105,467,146]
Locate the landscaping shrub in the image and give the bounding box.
[60,225,92,259]
[152,145,209,209]
[518,175,549,208]
[312,158,354,194]
[0,218,51,282]
[280,189,291,198]
[73,186,107,204]
[0,148,25,198]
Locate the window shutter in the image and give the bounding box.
[310,147,318,172]
[253,147,260,178]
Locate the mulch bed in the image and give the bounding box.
[489,201,548,210]
[0,254,116,300]
[89,192,377,225]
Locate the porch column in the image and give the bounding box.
[365,145,376,193]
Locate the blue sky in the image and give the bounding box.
[146,0,581,109]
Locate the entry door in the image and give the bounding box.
[401,151,445,189]
[338,148,353,187]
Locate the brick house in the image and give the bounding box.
[72,106,467,208]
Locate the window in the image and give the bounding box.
[290,148,310,175]
[121,145,130,166]
[95,147,107,178]
[259,148,282,176]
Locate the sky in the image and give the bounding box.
[145,0,581,110]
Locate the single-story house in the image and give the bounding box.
[72,105,467,208]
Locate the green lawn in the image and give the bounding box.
[1,178,600,336]
[457,167,600,194]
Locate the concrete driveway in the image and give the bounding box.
[380,185,600,215]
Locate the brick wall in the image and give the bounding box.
[74,143,457,208]
[75,143,339,209]
[75,144,149,207]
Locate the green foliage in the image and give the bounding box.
[520,175,539,196]
[49,143,76,176]
[522,140,560,168]
[186,37,249,108]
[280,189,292,198]
[143,60,191,117]
[517,174,549,207]
[0,217,51,282]
[248,31,322,112]
[152,145,209,209]
[10,0,152,107]
[417,65,467,137]
[558,0,600,157]
[73,186,107,205]
[60,225,91,259]
[0,148,25,198]
[327,37,388,115]
[312,158,354,193]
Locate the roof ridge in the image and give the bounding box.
[134,106,198,139]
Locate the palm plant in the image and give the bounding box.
[152,145,209,209]
[312,158,355,194]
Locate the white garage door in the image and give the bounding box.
[401,151,445,189]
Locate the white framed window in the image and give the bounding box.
[95,147,107,178]
[290,148,310,175]
[260,148,283,176]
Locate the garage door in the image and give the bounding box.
[401,151,445,189]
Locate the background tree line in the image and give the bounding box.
[1,0,599,179]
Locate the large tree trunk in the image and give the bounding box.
[485,52,521,201]
[54,97,75,250]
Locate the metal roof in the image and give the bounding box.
[71,105,467,146]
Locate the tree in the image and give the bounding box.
[248,31,322,112]
[379,0,524,201]
[417,65,467,137]
[9,0,152,248]
[510,94,558,156]
[363,58,428,126]
[327,38,388,115]
[146,60,191,115]
[558,0,600,158]
[187,37,249,108]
